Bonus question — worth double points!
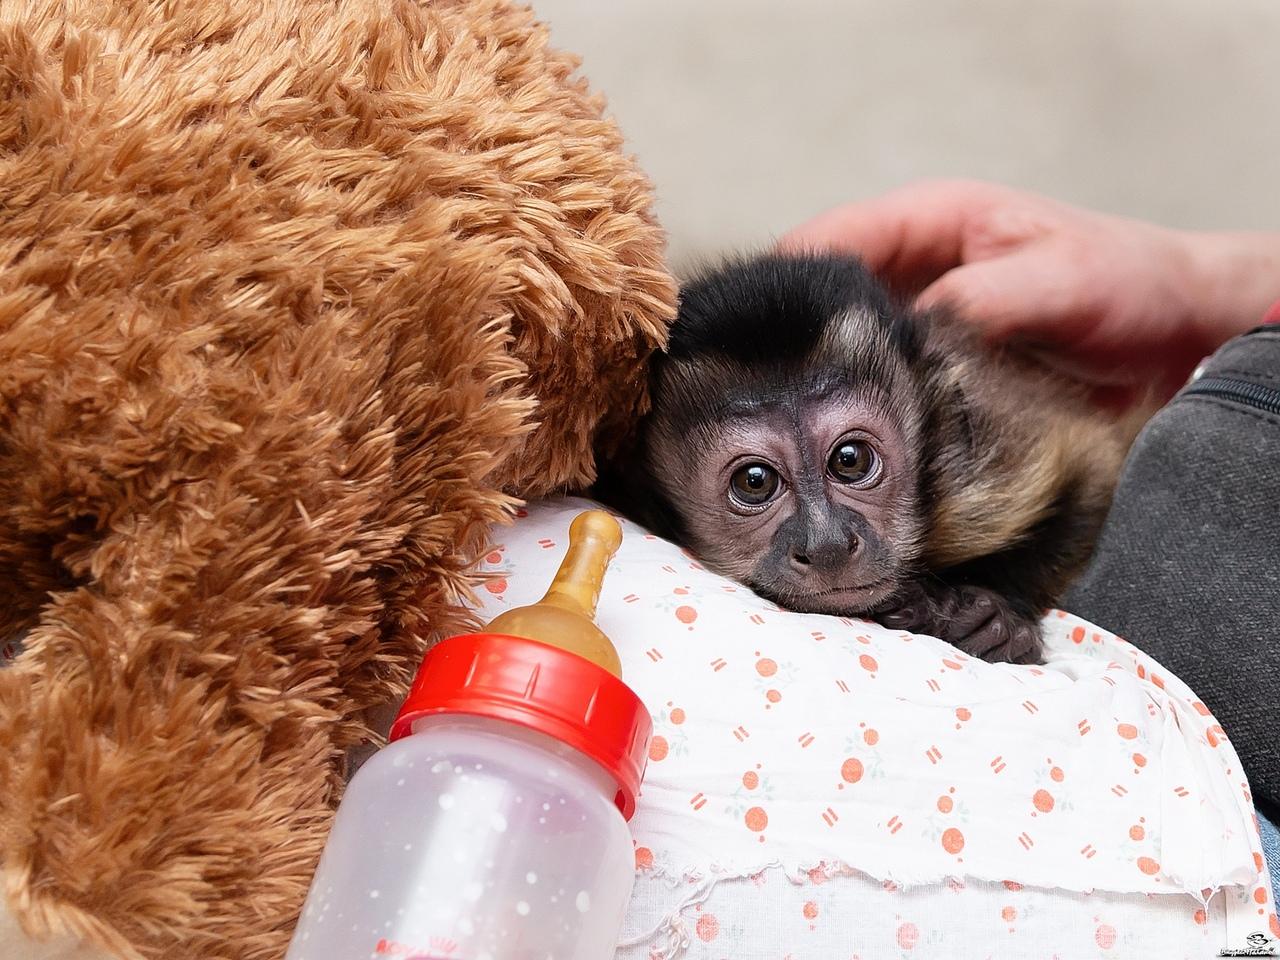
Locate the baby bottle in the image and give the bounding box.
[285,510,651,960]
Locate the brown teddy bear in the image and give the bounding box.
[0,1,675,958]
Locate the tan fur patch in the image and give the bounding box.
[922,322,1136,571]
[926,415,1126,567]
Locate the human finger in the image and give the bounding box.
[777,179,1011,290]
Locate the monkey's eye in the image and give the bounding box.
[828,440,880,486]
[728,463,781,506]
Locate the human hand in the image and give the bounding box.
[780,180,1280,405]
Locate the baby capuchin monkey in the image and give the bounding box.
[599,252,1135,664]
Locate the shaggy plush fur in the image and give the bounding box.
[0,2,675,958]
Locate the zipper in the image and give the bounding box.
[1180,376,1280,416]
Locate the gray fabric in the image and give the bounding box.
[1065,326,1280,820]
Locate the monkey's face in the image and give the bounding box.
[643,364,927,615]
[625,252,940,615]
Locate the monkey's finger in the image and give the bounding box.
[777,179,1011,292]
[1005,623,1045,665]
[955,617,1008,659]
[956,616,1043,665]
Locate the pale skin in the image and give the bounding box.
[779,179,1280,406]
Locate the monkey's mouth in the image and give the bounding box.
[754,576,897,615]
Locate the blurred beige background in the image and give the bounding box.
[529,0,1280,273]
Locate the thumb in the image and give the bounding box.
[914,249,1088,344]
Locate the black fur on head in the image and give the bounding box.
[668,252,923,367]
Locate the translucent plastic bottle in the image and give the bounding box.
[285,511,651,960]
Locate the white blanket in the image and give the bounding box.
[471,497,1277,958]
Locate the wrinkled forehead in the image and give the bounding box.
[703,366,879,429]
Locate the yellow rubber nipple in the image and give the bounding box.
[484,510,625,677]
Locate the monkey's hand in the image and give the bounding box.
[871,581,1043,665]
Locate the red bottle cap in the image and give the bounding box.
[389,633,652,820]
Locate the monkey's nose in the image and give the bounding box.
[791,539,856,573]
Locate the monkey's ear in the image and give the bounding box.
[889,304,928,363]
[913,308,983,462]
[944,381,979,456]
